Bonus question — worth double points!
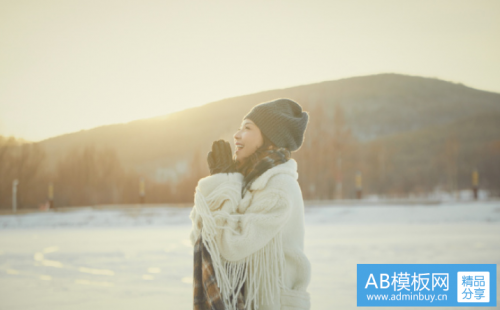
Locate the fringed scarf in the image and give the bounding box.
[193,147,292,310]
[193,233,245,310]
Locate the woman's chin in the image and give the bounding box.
[235,153,247,163]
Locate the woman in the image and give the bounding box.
[190,98,311,310]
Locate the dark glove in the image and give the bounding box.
[207,140,237,175]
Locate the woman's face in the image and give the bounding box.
[233,119,264,163]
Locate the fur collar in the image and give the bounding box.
[249,158,298,191]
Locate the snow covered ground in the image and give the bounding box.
[0,201,499,310]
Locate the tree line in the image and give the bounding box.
[1,105,499,210]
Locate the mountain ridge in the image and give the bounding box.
[29,72,500,181]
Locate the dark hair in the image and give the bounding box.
[233,133,291,197]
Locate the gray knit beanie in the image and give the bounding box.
[243,98,309,152]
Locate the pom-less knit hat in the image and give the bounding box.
[243,98,309,152]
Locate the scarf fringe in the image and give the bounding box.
[194,185,286,310]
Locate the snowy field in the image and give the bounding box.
[0,201,499,310]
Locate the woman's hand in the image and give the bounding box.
[207,140,237,175]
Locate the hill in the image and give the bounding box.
[36,73,500,182]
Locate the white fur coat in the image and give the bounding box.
[189,158,311,310]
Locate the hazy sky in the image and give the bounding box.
[1,0,499,142]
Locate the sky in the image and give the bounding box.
[1,0,499,142]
